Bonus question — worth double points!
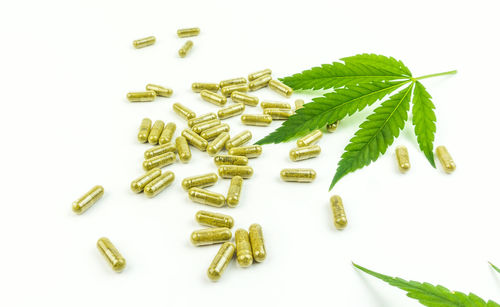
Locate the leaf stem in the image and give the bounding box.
[414,70,457,80]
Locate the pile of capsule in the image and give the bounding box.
[132,27,200,57]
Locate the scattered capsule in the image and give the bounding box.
[295,99,304,110]
[227,176,243,207]
[144,142,176,159]
[137,118,152,143]
[159,122,176,145]
[249,224,266,262]
[290,145,321,161]
[188,113,218,127]
[297,129,323,147]
[131,168,162,193]
[436,145,456,173]
[143,152,176,170]
[330,195,348,230]
[207,242,235,281]
[220,77,247,88]
[214,155,249,166]
[188,187,226,207]
[175,136,191,163]
[200,90,227,106]
[148,120,164,145]
[173,103,196,120]
[200,124,230,140]
[260,101,292,109]
[218,165,253,179]
[221,83,249,97]
[97,237,126,272]
[231,91,259,107]
[127,91,156,102]
[235,229,253,267]
[326,120,340,132]
[248,68,272,81]
[241,114,273,126]
[228,145,262,158]
[182,173,218,191]
[133,36,155,49]
[207,132,230,156]
[269,79,293,97]
[72,185,104,214]
[191,227,232,246]
[263,108,294,120]
[218,103,245,119]
[192,82,220,93]
[182,129,208,151]
[248,75,271,91]
[191,118,221,134]
[177,27,200,38]
[145,84,173,97]
[144,171,175,198]
[178,40,193,58]
[395,146,411,173]
[280,168,316,182]
[195,210,234,228]
[226,130,252,150]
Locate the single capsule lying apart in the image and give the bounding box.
[297,129,322,147]
[220,77,247,88]
[188,113,218,127]
[235,229,253,267]
[326,120,340,132]
[127,91,156,102]
[97,237,126,272]
[290,145,321,161]
[227,176,243,207]
[280,168,316,182]
[248,75,271,91]
[200,123,230,140]
[143,152,176,170]
[248,68,272,81]
[295,99,304,110]
[133,36,156,49]
[144,171,175,198]
[231,91,259,106]
[131,168,162,193]
[195,210,234,228]
[221,83,249,97]
[144,142,176,159]
[207,242,235,281]
[191,118,221,134]
[200,90,227,106]
[218,103,245,119]
[241,114,273,126]
[226,130,252,150]
[330,195,348,230]
[269,79,293,97]
[218,165,253,179]
[214,155,248,166]
[207,132,230,156]
[182,173,218,191]
[178,40,193,57]
[182,129,208,151]
[260,101,292,109]
[72,185,104,214]
[395,145,411,173]
[249,224,266,262]
[148,120,165,145]
[137,118,152,143]
[436,145,456,173]
[228,145,262,158]
[159,122,176,145]
[191,228,232,246]
[145,84,173,97]
[175,136,191,163]
[263,108,294,120]
[188,187,226,207]
[177,27,200,37]
[192,83,219,93]
[173,103,196,120]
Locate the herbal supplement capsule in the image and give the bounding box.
[175,136,191,163]
[228,145,262,158]
[240,114,273,127]
[235,229,253,267]
[191,228,232,246]
[72,185,104,214]
[207,132,230,156]
[131,168,162,193]
[178,40,193,58]
[192,82,220,93]
[207,242,235,281]
[249,224,266,263]
[188,187,226,207]
[395,145,411,173]
[269,79,293,97]
[326,120,340,133]
[182,173,218,191]
[188,113,218,127]
[260,101,292,109]
[225,130,252,150]
[143,152,176,171]
[195,210,234,228]
[297,129,323,147]
[231,91,259,106]
[173,103,196,120]
[200,90,227,106]
[219,77,247,88]
[330,195,348,230]
[214,155,248,166]
[97,237,126,272]
[148,120,164,145]
[191,118,221,134]
[248,68,272,81]
[248,75,271,91]
[295,99,304,110]
[182,129,208,151]
[144,171,175,198]
[137,118,152,143]
[218,103,245,119]
[159,122,176,145]
[127,91,156,102]
[263,108,294,120]
[133,36,155,49]
[218,165,253,179]
[145,84,173,97]
[177,27,200,38]
[280,168,316,182]
[227,176,243,207]
[221,83,250,97]
[290,145,321,161]
[144,142,176,159]
[436,145,456,173]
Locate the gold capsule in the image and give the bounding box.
[227,176,243,207]
[177,27,200,37]
[188,187,226,207]
[144,142,176,159]
[240,114,273,126]
[263,108,294,120]
[182,173,218,191]
[191,227,232,246]
[260,101,292,109]
[220,77,247,88]
[249,224,266,263]
[131,168,162,193]
[148,120,164,145]
[195,210,234,228]
[326,120,340,133]
[269,79,293,97]
[191,118,221,134]
[173,103,196,120]
[207,242,235,281]
[248,68,272,81]
[133,36,155,49]
[143,152,176,170]
[228,145,262,158]
[182,129,208,151]
[225,130,252,150]
[218,103,245,119]
[235,229,253,267]
[127,91,156,102]
[207,132,230,156]
[192,82,220,93]
[159,122,176,145]
[395,146,411,173]
[97,237,126,272]
[144,171,175,198]
[280,168,317,182]
[72,185,104,214]
[231,91,259,106]
[200,90,227,106]
[175,136,191,163]
[218,165,253,179]
[137,118,152,143]
[436,145,456,173]
[200,123,230,140]
[295,99,304,110]
[330,195,348,230]
[248,74,272,91]
[214,155,249,166]
[145,84,173,97]
[188,113,218,127]
[290,145,321,161]
[178,40,193,58]
[297,129,323,147]
[221,83,250,97]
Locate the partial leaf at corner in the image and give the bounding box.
[412,81,437,167]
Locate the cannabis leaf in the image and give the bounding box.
[489,262,500,274]
[353,262,500,307]
[412,81,437,167]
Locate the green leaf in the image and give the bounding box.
[489,262,500,274]
[341,53,412,77]
[412,81,437,167]
[353,262,500,307]
[256,81,409,145]
[330,83,414,189]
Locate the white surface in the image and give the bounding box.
[1,0,500,306]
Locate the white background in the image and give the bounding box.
[1,0,499,306]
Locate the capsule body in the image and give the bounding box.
[72,185,104,214]
[145,84,173,97]
[249,224,266,262]
[263,108,293,120]
[182,129,208,151]
[280,168,316,182]
[395,146,411,172]
[207,242,235,281]
[195,210,234,228]
[191,228,232,246]
[295,99,304,110]
[159,122,176,145]
[144,171,175,197]
[260,101,292,109]
[330,195,348,230]
[241,114,273,126]
[192,83,219,93]
[182,173,218,191]
[127,91,156,102]
[436,146,456,173]
[131,168,162,193]
[248,69,272,81]
[297,129,322,147]
[200,123,230,140]
[326,120,340,132]
[221,84,249,97]
[248,75,271,91]
[137,118,152,143]
[143,152,176,170]
[133,36,155,49]
[218,165,253,179]
[269,79,293,97]
[178,40,193,57]
[290,145,321,161]
[188,188,226,207]
[144,142,176,159]
[175,136,191,163]
[219,77,247,88]
[228,145,262,158]
[231,91,259,106]
[173,103,196,120]
[226,130,252,150]
[200,90,227,106]
[214,155,248,166]
[218,103,245,119]
[177,27,200,37]
[207,132,230,156]
[235,229,253,267]
[148,120,164,145]
[227,176,243,207]
[191,118,221,134]
[188,113,218,127]
[97,237,126,272]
